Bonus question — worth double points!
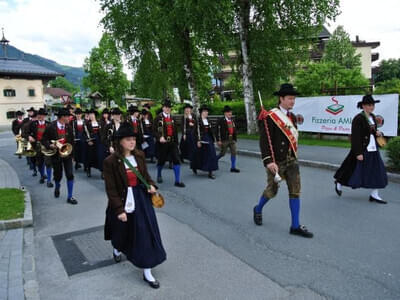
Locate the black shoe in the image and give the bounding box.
[54,188,60,198]
[208,173,216,179]
[253,206,262,226]
[39,177,45,184]
[18,155,22,159]
[86,169,91,178]
[192,168,197,175]
[67,197,78,205]
[75,163,82,170]
[290,225,314,238]
[149,158,155,164]
[157,176,163,183]
[113,252,122,263]
[47,182,54,188]
[230,168,240,173]
[174,182,185,188]
[143,275,160,289]
[32,171,37,177]
[334,181,342,196]
[369,195,387,204]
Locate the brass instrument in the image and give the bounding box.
[41,140,73,157]
[84,123,95,143]
[24,141,37,157]
[40,142,57,156]
[15,134,24,155]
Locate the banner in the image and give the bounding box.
[294,94,399,136]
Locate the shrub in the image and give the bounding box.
[386,136,400,171]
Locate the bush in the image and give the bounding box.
[386,137,400,171]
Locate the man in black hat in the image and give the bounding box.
[102,107,123,154]
[23,107,36,124]
[72,108,85,170]
[142,103,153,122]
[42,108,77,205]
[216,105,240,173]
[12,111,25,159]
[22,109,38,173]
[28,108,54,187]
[153,100,185,187]
[127,105,144,149]
[253,83,313,238]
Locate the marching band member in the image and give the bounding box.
[84,109,101,178]
[22,109,38,176]
[41,108,77,205]
[103,122,166,289]
[153,100,185,187]
[102,107,123,154]
[142,103,153,122]
[179,103,196,164]
[334,95,388,203]
[127,105,143,149]
[191,105,218,179]
[28,108,53,187]
[216,105,240,173]
[72,108,86,170]
[12,111,24,159]
[253,84,313,238]
[141,109,156,163]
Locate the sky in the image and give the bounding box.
[0,0,399,75]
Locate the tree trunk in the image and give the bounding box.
[237,0,257,134]
[182,28,200,111]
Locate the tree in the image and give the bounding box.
[323,26,361,69]
[49,77,79,95]
[82,33,129,107]
[374,78,400,94]
[375,59,400,83]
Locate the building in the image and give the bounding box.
[0,31,62,125]
[44,87,72,106]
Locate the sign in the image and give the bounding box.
[294,94,399,136]
[74,94,81,108]
[61,95,70,104]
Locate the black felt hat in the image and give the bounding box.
[102,108,110,114]
[199,104,210,113]
[27,107,35,112]
[128,105,139,113]
[111,107,122,115]
[143,103,151,109]
[16,111,24,116]
[162,100,172,108]
[74,108,83,114]
[273,83,300,97]
[88,109,99,116]
[56,108,71,117]
[357,95,380,109]
[114,122,138,139]
[223,105,232,113]
[66,104,73,110]
[37,108,48,116]
[183,103,193,109]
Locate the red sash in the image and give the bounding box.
[36,123,46,141]
[267,110,298,156]
[226,119,234,135]
[165,117,173,136]
[57,128,66,144]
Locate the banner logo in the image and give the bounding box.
[325,97,344,115]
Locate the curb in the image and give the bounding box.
[0,187,33,230]
[236,149,400,184]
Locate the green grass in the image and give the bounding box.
[0,188,25,220]
[237,133,351,148]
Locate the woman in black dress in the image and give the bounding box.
[141,109,156,163]
[179,103,197,163]
[104,123,166,289]
[83,109,100,177]
[334,95,388,203]
[191,105,218,179]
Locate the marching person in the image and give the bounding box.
[41,108,77,205]
[84,109,101,178]
[141,109,156,163]
[72,108,86,170]
[103,122,166,289]
[153,100,185,187]
[142,103,153,122]
[66,104,75,123]
[102,107,123,154]
[127,105,143,149]
[22,109,38,175]
[253,84,313,238]
[216,105,240,173]
[179,103,197,164]
[28,108,53,187]
[334,95,388,203]
[12,111,24,159]
[191,105,218,179]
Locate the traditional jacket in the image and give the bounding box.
[217,117,237,142]
[181,114,196,136]
[350,113,379,156]
[28,120,50,145]
[84,120,101,141]
[259,108,298,166]
[41,121,74,157]
[72,119,85,139]
[11,118,24,135]
[153,113,179,143]
[126,117,144,146]
[101,121,121,148]
[103,150,156,216]
[194,118,215,143]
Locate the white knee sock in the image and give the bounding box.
[144,268,155,282]
[371,189,382,200]
[336,182,342,191]
[113,248,121,256]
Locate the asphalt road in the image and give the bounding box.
[1,130,399,300]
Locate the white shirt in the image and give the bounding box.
[162,112,170,118]
[57,121,65,130]
[279,106,290,116]
[225,117,231,122]
[202,118,209,126]
[38,120,45,126]
[91,121,98,127]
[367,116,377,152]
[124,155,138,213]
[188,114,193,120]
[77,120,83,126]
[144,119,150,125]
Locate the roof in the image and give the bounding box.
[318,26,331,39]
[44,87,71,97]
[352,41,380,49]
[0,58,63,78]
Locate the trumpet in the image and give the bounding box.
[42,140,73,157]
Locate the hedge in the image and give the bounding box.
[386,136,400,171]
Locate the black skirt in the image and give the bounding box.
[191,133,218,172]
[105,185,166,269]
[179,130,196,161]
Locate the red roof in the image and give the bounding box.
[44,87,71,97]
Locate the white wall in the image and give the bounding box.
[355,46,372,79]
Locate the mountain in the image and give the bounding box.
[0,45,85,87]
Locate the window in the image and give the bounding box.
[3,89,16,97]
[28,89,35,97]
[6,111,16,119]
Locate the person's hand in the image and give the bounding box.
[267,162,279,174]
[50,143,57,149]
[183,135,186,141]
[88,141,94,146]
[376,130,383,137]
[28,136,35,143]
[197,141,202,148]
[356,154,364,161]
[109,146,114,153]
[217,141,222,147]
[118,212,127,222]
[160,136,166,143]
[147,185,157,194]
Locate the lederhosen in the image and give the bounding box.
[217,117,237,157]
